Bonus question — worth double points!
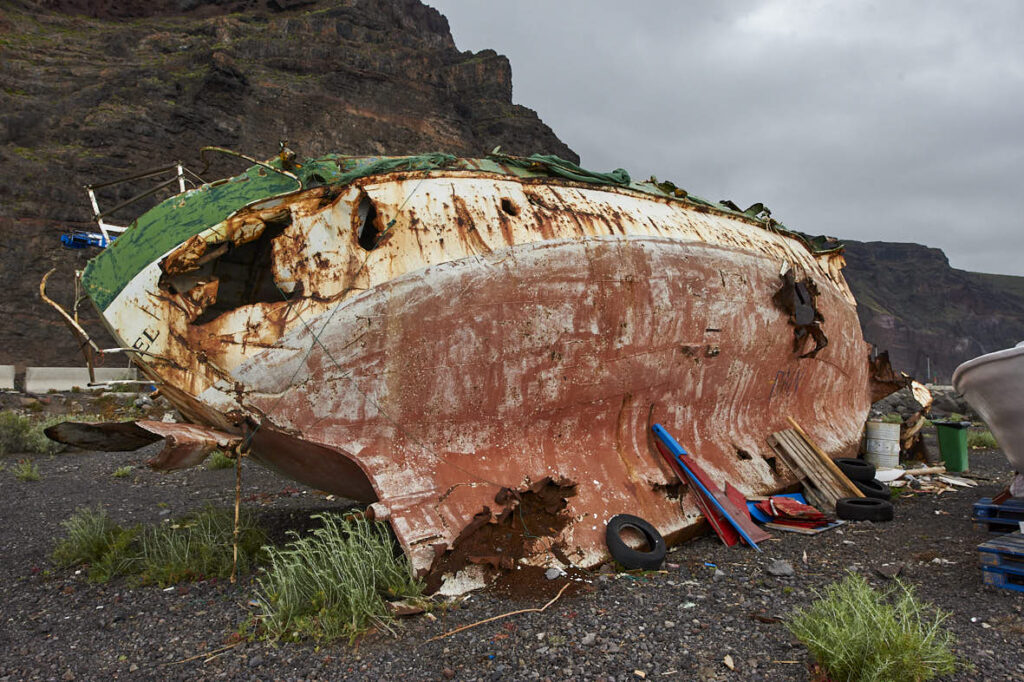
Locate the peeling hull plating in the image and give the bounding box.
[68,155,894,590]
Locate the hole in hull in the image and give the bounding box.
[500,197,519,216]
[356,194,380,250]
[191,213,293,324]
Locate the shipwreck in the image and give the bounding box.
[45,147,901,591]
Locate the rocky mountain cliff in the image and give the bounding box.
[2,0,1023,383]
[0,0,576,368]
[843,240,1024,383]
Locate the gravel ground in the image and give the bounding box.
[1,415,1022,681]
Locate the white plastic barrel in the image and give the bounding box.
[864,421,900,468]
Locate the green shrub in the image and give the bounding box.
[13,458,41,481]
[968,430,998,450]
[253,514,423,643]
[205,450,235,470]
[0,412,37,455]
[881,412,903,424]
[0,412,64,456]
[112,465,133,479]
[787,573,956,682]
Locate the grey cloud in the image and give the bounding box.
[429,0,1024,275]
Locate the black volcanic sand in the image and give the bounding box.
[1,423,1022,681]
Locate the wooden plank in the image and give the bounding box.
[651,424,770,548]
[769,430,841,510]
[653,440,738,546]
[678,452,772,545]
[777,430,849,502]
[763,520,845,535]
[787,416,864,497]
[766,434,808,484]
[776,429,846,501]
[724,483,751,521]
[767,433,832,510]
[776,431,830,483]
[775,430,843,502]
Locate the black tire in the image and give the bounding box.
[835,457,876,482]
[835,497,894,522]
[853,478,891,500]
[606,514,666,570]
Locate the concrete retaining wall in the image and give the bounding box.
[0,365,14,391]
[24,367,137,393]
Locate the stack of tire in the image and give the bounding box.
[834,458,894,521]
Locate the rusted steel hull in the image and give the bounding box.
[45,420,241,470]
[68,157,888,591]
[195,234,870,586]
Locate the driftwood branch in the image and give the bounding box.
[425,583,571,643]
[163,641,243,666]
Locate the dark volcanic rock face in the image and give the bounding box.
[0,0,577,366]
[843,240,1024,382]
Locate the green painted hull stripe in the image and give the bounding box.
[83,168,298,311]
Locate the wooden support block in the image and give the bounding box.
[775,430,841,499]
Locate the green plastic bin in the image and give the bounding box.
[934,421,970,472]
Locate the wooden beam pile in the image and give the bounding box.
[766,417,863,512]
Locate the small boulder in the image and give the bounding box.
[766,559,795,577]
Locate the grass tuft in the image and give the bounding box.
[136,506,266,586]
[967,429,998,450]
[112,465,133,479]
[13,458,40,481]
[205,450,235,470]
[52,506,135,571]
[881,412,903,424]
[51,505,266,585]
[787,573,956,682]
[253,514,423,643]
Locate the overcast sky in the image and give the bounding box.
[428,0,1024,276]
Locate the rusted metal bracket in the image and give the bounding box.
[199,146,301,189]
[40,269,101,383]
[772,269,828,358]
[85,163,196,243]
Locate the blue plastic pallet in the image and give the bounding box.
[981,566,1024,593]
[972,497,1024,533]
[973,496,1024,520]
[978,533,1024,574]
